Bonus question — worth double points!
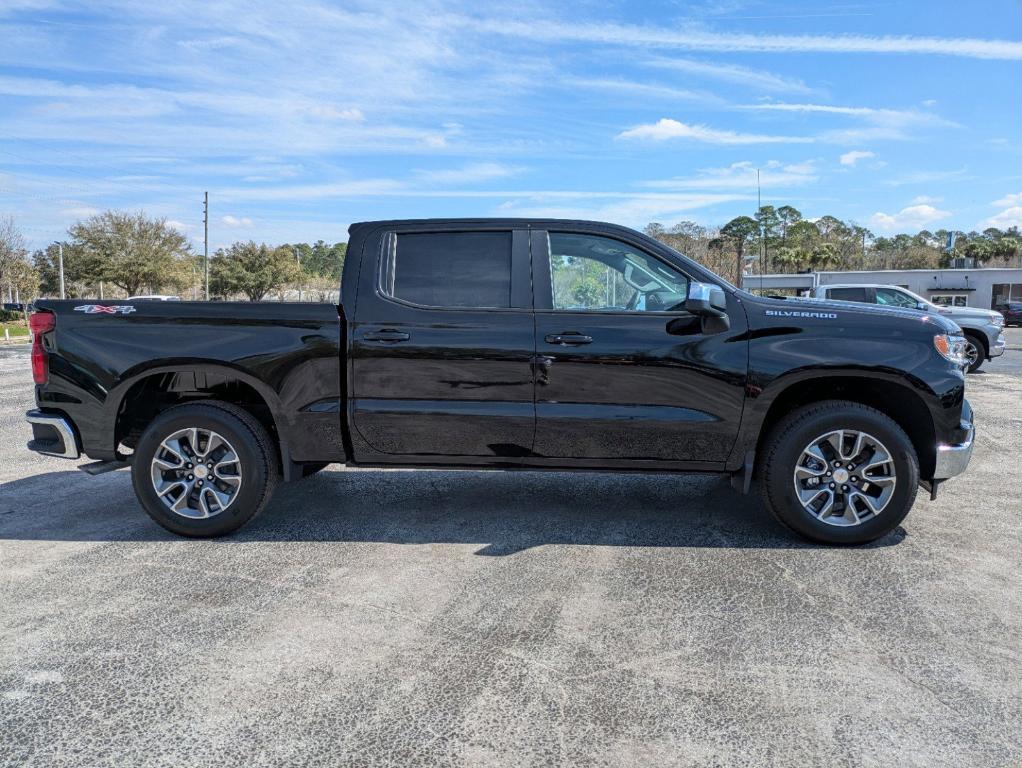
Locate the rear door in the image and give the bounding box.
[531,229,748,465]
[350,226,536,460]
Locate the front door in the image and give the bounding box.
[531,229,748,465]
[350,227,535,459]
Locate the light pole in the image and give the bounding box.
[53,241,65,299]
[293,247,303,302]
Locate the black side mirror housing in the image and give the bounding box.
[685,282,730,333]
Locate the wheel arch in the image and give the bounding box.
[961,327,989,359]
[748,375,937,480]
[108,363,287,469]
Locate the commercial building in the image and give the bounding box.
[743,267,1022,309]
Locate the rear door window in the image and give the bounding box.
[827,287,870,303]
[381,231,512,308]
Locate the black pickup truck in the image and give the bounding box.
[25,218,975,544]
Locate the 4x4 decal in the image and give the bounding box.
[73,305,136,315]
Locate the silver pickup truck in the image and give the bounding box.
[809,284,1006,372]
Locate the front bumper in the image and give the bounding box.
[932,400,974,480]
[26,409,81,459]
[990,332,1006,358]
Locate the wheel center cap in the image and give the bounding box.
[194,465,208,479]
[833,468,849,484]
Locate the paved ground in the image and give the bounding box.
[2,332,1021,767]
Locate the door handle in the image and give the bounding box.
[363,329,410,343]
[545,332,593,346]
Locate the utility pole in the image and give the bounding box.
[54,241,65,299]
[757,169,765,284]
[293,246,303,302]
[203,191,209,301]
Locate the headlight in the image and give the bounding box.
[992,315,1005,328]
[934,334,968,366]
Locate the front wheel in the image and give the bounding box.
[964,335,985,373]
[760,401,919,545]
[131,401,279,537]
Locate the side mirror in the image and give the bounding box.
[685,282,728,318]
[685,281,729,333]
[916,301,928,311]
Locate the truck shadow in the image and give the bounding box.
[0,468,906,552]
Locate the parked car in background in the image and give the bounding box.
[810,284,1005,373]
[994,301,1022,327]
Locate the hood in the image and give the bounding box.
[754,294,962,334]
[929,305,1000,321]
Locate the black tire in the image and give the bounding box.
[131,400,279,537]
[963,333,986,373]
[760,400,919,545]
[300,462,330,478]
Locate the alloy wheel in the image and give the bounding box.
[150,427,243,519]
[792,429,897,527]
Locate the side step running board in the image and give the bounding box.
[79,460,130,476]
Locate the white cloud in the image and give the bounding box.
[983,207,1022,229]
[992,192,1022,208]
[61,205,101,219]
[641,159,818,190]
[221,215,253,227]
[883,168,969,186]
[494,192,751,227]
[840,150,874,166]
[490,19,1022,60]
[910,195,943,204]
[306,105,364,122]
[565,77,714,102]
[870,204,951,231]
[166,219,193,232]
[738,102,957,144]
[981,193,1022,229]
[617,118,813,144]
[416,163,521,185]
[644,58,815,94]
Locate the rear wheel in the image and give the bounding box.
[131,401,279,537]
[761,401,919,545]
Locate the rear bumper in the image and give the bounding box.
[26,409,81,459]
[932,400,974,480]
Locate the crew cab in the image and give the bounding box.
[25,219,975,544]
[810,283,1005,372]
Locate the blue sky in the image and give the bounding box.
[1,0,1021,250]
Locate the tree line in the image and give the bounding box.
[3,208,1021,306]
[2,211,347,304]
[645,207,1022,286]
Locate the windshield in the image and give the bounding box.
[899,288,932,306]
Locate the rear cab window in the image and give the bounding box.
[826,287,871,303]
[380,231,513,309]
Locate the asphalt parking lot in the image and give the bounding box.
[2,331,1021,767]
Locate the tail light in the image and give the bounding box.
[30,311,56,385]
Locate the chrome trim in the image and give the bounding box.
[26,410,80,459]
[933,423,975,480]
[990,333,1006,358]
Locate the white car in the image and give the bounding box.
[811,284,1005,372]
